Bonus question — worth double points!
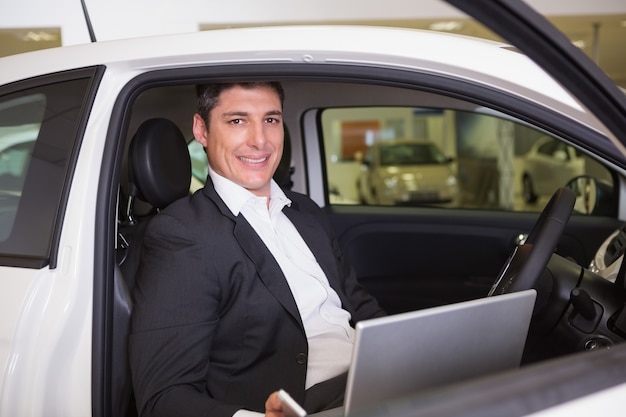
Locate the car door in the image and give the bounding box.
[0,67,103,417]
[309,93,622,315]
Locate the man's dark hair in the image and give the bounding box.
[195,82,285,130]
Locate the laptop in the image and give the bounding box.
[342,289,537,417]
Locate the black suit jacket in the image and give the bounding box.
[129,181,385,417]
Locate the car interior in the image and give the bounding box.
[104,75,626,417]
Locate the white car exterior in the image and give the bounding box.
[0,17,625,417]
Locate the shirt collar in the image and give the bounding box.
[208,166,291,216]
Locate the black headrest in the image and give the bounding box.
[128,118,191,209]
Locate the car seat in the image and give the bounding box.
[114,117,191,417]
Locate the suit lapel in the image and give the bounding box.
[202,182,348,326]
[233,217,303,326]
[202,183,304,327]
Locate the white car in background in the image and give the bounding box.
[357,139,458,206]
[522,135,585,203]
[1,1,626,416]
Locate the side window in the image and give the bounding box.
[0,72,96,267]
[321,106,613,213]
[0,95,44,242]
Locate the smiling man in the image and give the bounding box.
[193,83,284,199]
[129,82,385,417]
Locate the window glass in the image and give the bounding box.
[0,95,44,242]
[321,106,613,212]
[0,75,94,266]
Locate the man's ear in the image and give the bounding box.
[192,113,208,148]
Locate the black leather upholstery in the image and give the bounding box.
[114,117,191,417]
[128,118,192,209]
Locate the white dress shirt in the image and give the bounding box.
[209,167,355,392]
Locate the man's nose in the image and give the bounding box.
[248,121,267,148]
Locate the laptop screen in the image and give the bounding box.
[344,290,537,417]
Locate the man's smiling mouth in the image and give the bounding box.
[239,156,268,163]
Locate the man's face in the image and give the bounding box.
[193,85,284,198]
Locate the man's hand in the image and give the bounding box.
[265,391,284,417]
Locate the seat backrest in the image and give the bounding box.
[113,117,191,417]
[127,117,192,217]
[119,117,192,284]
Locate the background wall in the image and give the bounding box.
[0,0,623,44]
[5,0,460,45]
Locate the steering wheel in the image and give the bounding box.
[489,187,576,296]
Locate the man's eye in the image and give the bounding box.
[266,117,281,124]
[229,119,243,125]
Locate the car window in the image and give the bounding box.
[0,96,43,242]
[0,72,97,267]
[321,106,613,213]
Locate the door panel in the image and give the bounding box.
[326,206,621,314]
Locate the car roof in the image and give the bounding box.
[1,26,513,76]
[0,25,599,131]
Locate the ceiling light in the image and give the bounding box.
[429,21,463,32]
[22,31,59,42]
